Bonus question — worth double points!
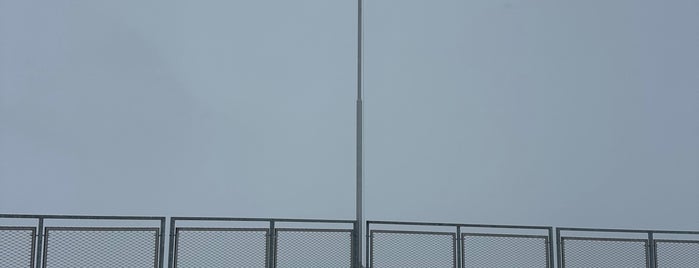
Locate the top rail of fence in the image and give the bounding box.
[368,220,552,230]
[172,216,355,224]
[0,214,165,221]
[557,227,699,235]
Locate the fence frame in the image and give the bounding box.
[168,217,356,268]
[556,227,699,268]
[366,220,554,268]
[0,214,166,268]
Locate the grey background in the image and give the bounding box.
[1,0,697,230]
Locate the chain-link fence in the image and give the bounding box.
[370,230,456,268]
[173,228,268,268]
[275,229,354,268]
[560,237,648,268]
[168,217,356,268]
[0,227,36,268]
[42,227,160,268]
[654,240,699,268]
[462,233,549,268]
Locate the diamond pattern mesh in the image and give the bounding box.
[462,233,549,268]
[43,227,158,268]
[275,229,353,268]
[0,227,35,268]
[655,240,699,268]
[174,228,267,268]
[371,230,455,268]
[561,237,648,268]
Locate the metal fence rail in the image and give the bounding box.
[370,230,456,268]
[0,227,36,268]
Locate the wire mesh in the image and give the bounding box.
[42,227,159,268]
[370,230,455,268]
[654,239,699,268]
[462,233,549,268]
[561,237,648,268]
[275,228,354,268]
[174,228,268,268]
[0,227,36,268]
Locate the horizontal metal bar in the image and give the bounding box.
[0,214,164,221]
[562,236,649,243]
[461,232,550,240]
[172,216,355,224]
[45,227,160,232]
[367,220,551,230]
[276,228,354,233]
[654,239,699,244]
[558,227,699,235]
[371,229,456,236]
[0,226,37,231]
[176,227,269,232]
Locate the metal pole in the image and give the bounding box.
[647,232,655,268]
[168,218,176,268]
[355,0,364,267]
[35,217,44,268]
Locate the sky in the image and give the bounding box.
[1,0,698,231]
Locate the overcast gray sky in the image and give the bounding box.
[1,0,697,230]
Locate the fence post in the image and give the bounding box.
[556,228,562,268]
[647,232,655,268]
[456,226,462,268]
[268,221,276,268]
[35,217,44,268]
[547,228,554,268]
[168,218,176,268]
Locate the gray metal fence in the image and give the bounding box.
[0,227,36,268]
[370,230,456,268]
[174,228,268,268]
[557,227,699,268]
[168,217,356,268]
[275,228,354,268]
[43,227,159,268]
[367,221,552,268]
[4,214,699,268]
[654,240,699,267]
[0,214,165,268]
[462,233,549,268]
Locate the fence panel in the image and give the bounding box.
[462,233,549,268]
[654,240,699,268]
[0,227,36,268]
[42,227,159,268]
[561,237,648,268]
[173,228,267,268]
[370,230,455,268]
[275,228,354,268]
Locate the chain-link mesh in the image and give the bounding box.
[174,228,267,268]
[370,230,455,268]
[655,240,699,268]
[43,227,159,268]
[561,237,648,268]
[462,233,549,268]
[0,227,35,268]
[275,229,353,268]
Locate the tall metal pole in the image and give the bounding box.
[355,0,364,267]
